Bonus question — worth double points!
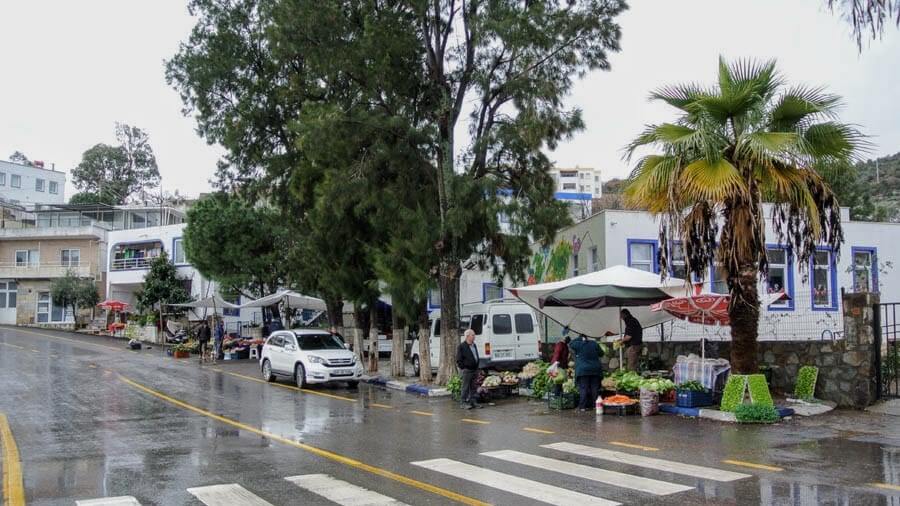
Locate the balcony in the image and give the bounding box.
[0,262,95,279]
[111,257,153,271]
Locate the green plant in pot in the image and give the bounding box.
[735,403,779,424]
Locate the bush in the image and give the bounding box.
[447,374,461,400]
[747,374,774,407]
[720,375,747,412]
[734,403,779,424]
[794,366,819,401]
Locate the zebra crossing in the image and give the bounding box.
[74,441,755,505]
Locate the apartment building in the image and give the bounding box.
[0,159,66,205]
[548,166,602,221]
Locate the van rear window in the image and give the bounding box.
[492,314,512,334]
[470,314,484,335]
[514,314,534,333]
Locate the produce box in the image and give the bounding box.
[548,392,578,410]
[602,403,639,416]
[676,389,714,408]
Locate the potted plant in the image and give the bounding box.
[172,343,192,359]
[676,380,713,408]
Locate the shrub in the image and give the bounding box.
[720,375,748,412]
[447,374,461,400]
[794,366,819,401]
[747,374,774,407]
[734,403,779,424]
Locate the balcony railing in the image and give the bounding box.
[111,257,154,271]
[0,262,94,279]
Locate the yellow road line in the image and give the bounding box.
[0,343,24,350]
[221,371,356,402]
[871,482,900,492]
[370,403,393,409]
[0,413,26,506]
[722,459,784,472]
[461,418,490,425]
[118,376,485,506]
[522,427,555,435]
[410,410,434,417]
[610,441,659,452]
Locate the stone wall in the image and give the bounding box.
[606,292,879,408]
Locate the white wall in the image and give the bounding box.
[0,161,66,205]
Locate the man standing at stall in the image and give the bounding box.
[456,329,482,410]
[620,309,643,372]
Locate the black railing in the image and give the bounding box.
[876,302,900,399]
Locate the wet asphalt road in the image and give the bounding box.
[1,326,899,506]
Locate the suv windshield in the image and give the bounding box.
[296,333,345,350]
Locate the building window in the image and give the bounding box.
[572,253,580,276]
[11,174,21,188]
[428,288,441,308]
[765,246,793,310]
[560,170,577,178]
[60,249,80,267]
[852,247,878,293]
[15,250,39,267]
[710,263,728,294]
[36,291,72,323]
[580,173,586,179]
[562,183,576,190]
[172,238,186,264]
[0,172,5,186]
[579,185,585,192]
[483,283,504,302]
[35,178,45,192]
[627,240,657,273]
[811,248,837,310]
[0,282,17,309]
[595,175,600,182]
[590,246,599,272]
[223,296,241,317]
[668,242,687,280]
[49,181,59,194]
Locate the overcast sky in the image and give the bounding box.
[1,0,898,200]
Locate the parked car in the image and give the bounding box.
[409,299,541,376]
[260,329,363,388]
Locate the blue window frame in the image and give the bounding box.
[810,247,838,311]
[765,244,794,311]
[626,239,658,273]
[428,288,441,309]
[850,247,878,293]
[223,295,241,317]
[482,282,504,303]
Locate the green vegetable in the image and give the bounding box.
[734,403,779,424]
[720,375,748,412]
[794,366,818,401]
[747,374,774,407]
[677,380,706,392]
[530,361,552,399]
[448,374,462,400]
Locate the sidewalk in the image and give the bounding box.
[360,359,451,397]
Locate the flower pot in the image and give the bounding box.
[173,350,190,359]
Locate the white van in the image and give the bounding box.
[410,299,541,376]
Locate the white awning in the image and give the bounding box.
[240,290,327,311]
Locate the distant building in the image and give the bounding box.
[0,159,66,205]
[548,167,602,221]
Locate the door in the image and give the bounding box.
[514,312,539,361]
[0,281,17,325]
[281,334,299,374]
[489,312,516,362]
[267,334,286,372]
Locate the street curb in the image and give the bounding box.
[659,404,795,422]
[361,376,450,397]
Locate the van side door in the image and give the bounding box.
[489,312,516,362]
[514,312,539,361]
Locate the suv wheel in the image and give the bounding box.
[295,363,307,388]
[412,354,420,377]
[346,381,359,389]
[261,359,275,382]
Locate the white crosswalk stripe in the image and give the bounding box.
[187,484,274,506]
[76,497,141,506]
[544,442,752,482]
[412,458,620,506]
[482,450,694,496]
[286,474,409,505]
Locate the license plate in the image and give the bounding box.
[333,369,353,375]
[492,350,512,359]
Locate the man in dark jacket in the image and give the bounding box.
[455,329,482,409]
[620,309,643,371]
[197,320,211,364]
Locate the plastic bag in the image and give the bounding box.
[547,362,560,377]
[639,387,659,417]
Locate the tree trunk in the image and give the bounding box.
[417,302,432,385]
[390,308,405,377]
[368,304,379,372]
[352,305,366,363]
[729,264,760,374]
[436,262,461,385]
[325,297,345,336]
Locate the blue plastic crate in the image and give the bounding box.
[676,389,714,408]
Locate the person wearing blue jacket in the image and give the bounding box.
[568,330,603,411]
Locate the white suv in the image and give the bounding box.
[260,329,363,388]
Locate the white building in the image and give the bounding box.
[548,166,602,221]
[525,205,900,342]
[0,160,66,205]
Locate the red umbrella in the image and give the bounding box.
[98,299,130,312]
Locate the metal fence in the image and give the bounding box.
[876,302,900,399]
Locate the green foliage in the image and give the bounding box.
[677,380,706,392]
[8,151,30,165]
[71,123,160,204]
[69,191,117,206]
[734,403,779,424]
[610,370,643,392]
[531,362,552,399]
[747,374,775,407]
[135,252,190,314]
[720,375,749,412]
[639,378,676,393]
[50,273,99,326]
[794,366,819,400]
[447,374,462,400]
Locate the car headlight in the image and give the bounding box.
[307,355,327,364]
[350,354,357,364]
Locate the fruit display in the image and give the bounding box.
[482,375,502,388]
[602,395,637,406]
[499,371,519,385]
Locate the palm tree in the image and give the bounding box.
[623,57,866,373]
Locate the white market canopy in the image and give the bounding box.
[169,294,240,310]
[509,265,691,338]
[240,290,327,311]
